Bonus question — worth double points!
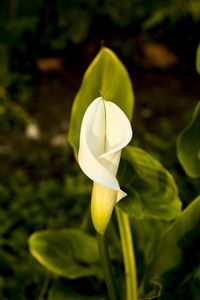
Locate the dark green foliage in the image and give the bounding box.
[1,0,199,82]
[0,2,199,298]
[144,0,200,29]
[0,144,91,299]
[161,225,200,299]
[147,197,200,300]
[0,88,31,134]
[48,278,106,300]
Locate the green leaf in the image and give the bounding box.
[196,43,200,74]
[48,279,105,300]
[177,101,200,178]
[29,229,102,279]
[118,146,182,219]
[68,47,134,159]
[149,196,200,299]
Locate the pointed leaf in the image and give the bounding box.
[118,146,182,219]
[68,47,134,159]
[177,101,200,178]
[29,229,102,279]
[149,196,200,299]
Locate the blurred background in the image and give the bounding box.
[0,0,200,299]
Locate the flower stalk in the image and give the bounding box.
[116,207,138,300]
[97,233,119,300]
[78,96,134,299]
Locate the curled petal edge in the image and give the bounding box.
[78,97,132,202]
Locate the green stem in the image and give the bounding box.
[97,233,119,300]
[116,207,138,300]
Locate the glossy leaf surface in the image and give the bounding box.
[118,146,182,219]
[29,229,101,279]
[177,101,200,178]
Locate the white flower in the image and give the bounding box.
[78,97,132,234]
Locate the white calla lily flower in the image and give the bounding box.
[78,97,132,234]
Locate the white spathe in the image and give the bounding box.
[78,97,132,234]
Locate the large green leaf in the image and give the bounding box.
[29,229,102,279]
[48,279,105,300]
[149,196,200,299]
[118,146,182,219]
[177,101,200,178]
[68,47,134,159]
[196,43,200,74]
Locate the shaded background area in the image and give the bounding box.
[0,0,200,299]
